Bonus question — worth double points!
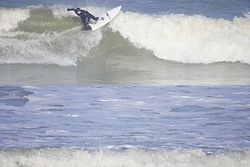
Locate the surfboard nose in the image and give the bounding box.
[88,6,122,31]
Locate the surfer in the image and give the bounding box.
[67,7,99,30]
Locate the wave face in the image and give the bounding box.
[0,148,250,167]
[0,6,250,66]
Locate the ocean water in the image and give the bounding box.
[0,0,250,166]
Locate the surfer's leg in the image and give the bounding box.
[81,17,88,27]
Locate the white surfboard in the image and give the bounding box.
[89,6,121,31]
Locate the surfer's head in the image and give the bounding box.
[76,8,81,14]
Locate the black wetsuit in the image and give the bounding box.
[68,8,98,30]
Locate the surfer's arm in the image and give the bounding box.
[67,8,75,12]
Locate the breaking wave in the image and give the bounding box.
[0,148,250,167]
[0,6,250,66]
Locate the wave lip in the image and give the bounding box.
[110,12,250,64]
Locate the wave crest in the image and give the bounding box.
[110,12,250,64]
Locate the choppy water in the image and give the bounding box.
[1,85,250,150]
[0,85,250,166]
[0,0,250,166]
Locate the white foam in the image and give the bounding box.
[110,12,250,64]
[0,30,103,66]
[0,149,249,167]
[0,6,104,66]
[0,8,30,31]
